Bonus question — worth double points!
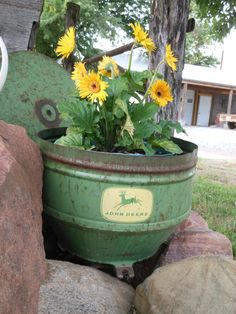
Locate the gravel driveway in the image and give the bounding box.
[175,126,236,160]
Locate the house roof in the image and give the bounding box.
[114,51,236,90]
[182,64,236,90]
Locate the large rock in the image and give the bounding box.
[160,211,233,265]
[0,121,46,314]
[161,229,233,265]
[174,210,209,233]
[135,256,236,314]
[39,260,135,314]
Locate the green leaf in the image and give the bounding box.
[55,132,84,149]
[134,120,157,138]
[115,98,134,138]
[143,143,156,156]
[115,131,133,148]
[130,70,153,86]
[113,106,125,119]
[57,100,99,133]
[107,76,129,99]
[152,139,183,154]
[131,102,159,122]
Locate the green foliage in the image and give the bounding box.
[185,1,221,67]
[37,0,234,67]
[55,39,185,155]
[37,0,120,58]
[36,0,151,58]
[195,0,236,41]
[57,100,100,132]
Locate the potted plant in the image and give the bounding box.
[37,23,198,278]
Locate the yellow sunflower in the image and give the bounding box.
[129,22,156,53]
[149,80,173,107]
[55,27,76,59]
[165,44,177,71]
[71,62,87,88]
[78,71,109,104]
[98,56,119,78]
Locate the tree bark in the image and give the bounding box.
[149,0,190,121]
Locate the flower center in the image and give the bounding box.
[90,81,100,93]
[157,91,162,97]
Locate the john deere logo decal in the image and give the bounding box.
[101,187,153,223]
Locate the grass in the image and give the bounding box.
[193,159,236,257]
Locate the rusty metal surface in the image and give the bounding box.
[38,127,198,174]
[0,51,74,139]
[38,128,197,268]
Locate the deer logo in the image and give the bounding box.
[114,191,142,210]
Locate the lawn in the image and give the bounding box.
[193,158,236,256]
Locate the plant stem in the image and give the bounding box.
[127,43,135,72]
[142,60,165,103]
[101,103,109,151]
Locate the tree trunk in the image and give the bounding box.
[149,0,190,121]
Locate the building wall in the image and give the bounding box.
[210,94,236,125]
[182,83,236,126]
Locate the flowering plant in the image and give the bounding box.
[54,23,185,155]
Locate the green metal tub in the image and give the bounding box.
[38,127,198,278]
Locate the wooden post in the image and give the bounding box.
[0,0,43,52]
[227,89,233,114]
[63,2,80,72]
[179,83,188,124]
[192,92,199,125]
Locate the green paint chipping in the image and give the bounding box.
[38,128,198,268]
[0,51,74,139]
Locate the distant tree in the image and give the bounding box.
[185,1,220,67]
[36,0,151,58]
[195,0,236,40]
[36,0,119,58]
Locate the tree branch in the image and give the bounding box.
[84,42,134,64]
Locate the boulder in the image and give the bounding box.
[135,256,236,314]
[161,230,233,265]
[160,211,233,265]
[0,121,46,314]
[174,210,209,233]
[39,260,135,314]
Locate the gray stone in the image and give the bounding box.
[39,260,135,314]
[135,256,236,314]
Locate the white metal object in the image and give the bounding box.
[0,37,8,91]
[197,95,212,126]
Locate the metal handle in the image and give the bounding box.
[0,37,8,91]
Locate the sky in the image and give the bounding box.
[213,28,236,72]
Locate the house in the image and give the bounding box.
[181,64,236,126]
[114,51,236,127]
